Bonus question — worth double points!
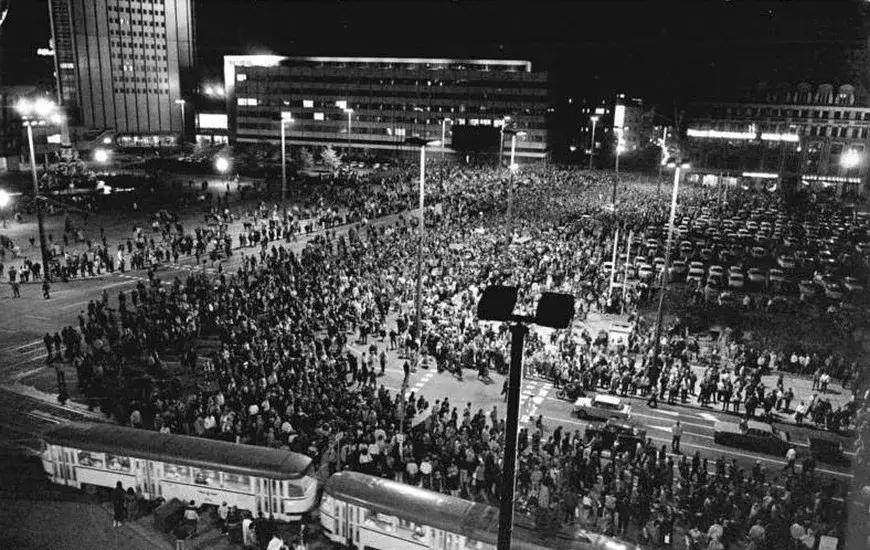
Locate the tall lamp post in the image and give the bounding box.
[174,98,186,144]
[503,129,527,245]
[279,111,294,204]
[343,108,354,156]
[588,115,599,170]
[477,286,574,550]
[650,159,690,380]
[613,128,625,208]
[498,116,512,167]
[16,98,63,282]
[440,118,452,160]
[840,148,861,198]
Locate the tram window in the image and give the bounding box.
[223,473,250,491]
[193,468,219,485]
[77,451,104,468]
[106,454,131,472]
[163,464,190,481]
[285,482,304,497]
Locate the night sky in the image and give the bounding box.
[2,0,867,109]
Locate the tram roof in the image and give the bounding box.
[43,422,312,480]
[323,471,630,549]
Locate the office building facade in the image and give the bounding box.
[223,56,550,160]
[685,82,870,195]
[48,0,195,146]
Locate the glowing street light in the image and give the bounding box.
[214,156,230,174]
[280,112,294,203]
[588,115,599,170]
[841,149,861,170]
[504,129,527,245]
[0,189,10,209]
[93,148,110,164]
[16,96,63,281]
[440,118,452,159]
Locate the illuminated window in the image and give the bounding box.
[236,73,247,82]
[193,468,220,486]
[303,99,314,108]
[237,98,258,107]
[77,451,104,468]
[163,464,190,481]
[223,473,250,491]
[314,112,324,121]
[106,454,131,472]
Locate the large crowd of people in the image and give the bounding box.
[9,160,866,549]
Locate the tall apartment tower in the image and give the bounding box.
[48,0,195,144]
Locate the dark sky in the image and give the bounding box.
[2,0,867,108]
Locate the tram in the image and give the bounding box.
[40,422,318,521]
[320,471,640,550]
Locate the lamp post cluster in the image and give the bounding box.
[16,97,64,281]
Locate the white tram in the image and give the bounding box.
[320,471,640,550]
[40,422,318,521]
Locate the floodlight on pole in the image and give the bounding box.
[93,148,110,164]
[588,115,599,170]
[16,96,61,282]
[174,98,186,143]
[400,136,441,435]
[343,108,354,154]
[440,118,452,159]
[215,156,230,174]
[504,129,527,244]
[475,286,575,550]
[280,112,294,204]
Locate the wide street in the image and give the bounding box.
[0,182,858,491]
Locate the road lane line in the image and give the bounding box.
[633,411,711,431]
[646,424,713,440]
[698,412,719,422]
[2,340,43,353]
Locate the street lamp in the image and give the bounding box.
[214,156,230,175]
[16,97,62,281]
[504,129,527,245]
[588,115,599,170]
[279,111,294,204]
[650,159,691,380]
[613,128,626,208]
[440,118,452,160]
[93,148,110,164]
[498,116,512,167]
[343,108,354,155]
[476,286,574,550]
[174,98,186,144]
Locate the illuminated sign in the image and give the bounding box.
[613,104,625,129]
[760,133,799,142]
[197,113,228,130]
[741,172,779,179]
[688,128,800,142]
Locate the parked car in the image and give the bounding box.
[824,281,845,300]
[777,255,797,270]
[574,394,632,421]
[728,272,745,290]
[769,268,787,285]
[637,263,654,281]
[843,276,864,293]
[713,420,808,457]
[585,418,647,458]
[669,260,688,280]
[798,280,818,298]
[747,268,767,286]
[708,265,725,279]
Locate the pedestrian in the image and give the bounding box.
[10,280,19,298]
[783,446,797,475]
[671,420,682,454]
[217,501,229,534]
[183,500,199,536]
[42,279,50,300]
[112,481,126,527]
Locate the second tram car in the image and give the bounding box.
[40,422,318,521]
[320,471,640,550]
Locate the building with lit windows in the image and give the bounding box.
[684,82,870,196]
[48,0,195,146]
[574,94,648,166]
[223,55,550,160]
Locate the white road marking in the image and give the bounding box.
[2,340,42,353]
[28,410,62,424]
[25,315,51,321]
[647,424,713,440]
[633,411,710,431]
[698,412,719,422]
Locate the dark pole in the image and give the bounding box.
[25,123,51,282]
[497,322,528,550]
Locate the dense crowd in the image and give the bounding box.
[20,162,866,549]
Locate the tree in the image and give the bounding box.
[321,145,342,171]
[294,147,314,170]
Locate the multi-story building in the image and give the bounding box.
[685,82,870,196]
[574,94,649,166]
[48,0,195,147]
[223,55,550,160]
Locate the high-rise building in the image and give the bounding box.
[48,0,195,147]
[223,56,550,160]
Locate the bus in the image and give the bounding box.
[320,471,640,550]
[40,422,318,521]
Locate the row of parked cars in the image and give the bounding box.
[601,203,869,303]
